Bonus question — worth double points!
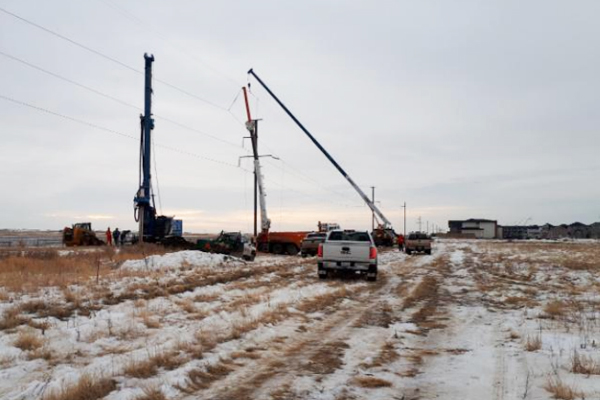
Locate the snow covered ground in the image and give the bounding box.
[1,239,599,399]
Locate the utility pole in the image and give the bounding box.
[242,87,259,239]
[418,216,422,232]
[427,221,429,234]
[401,202,407,237]
[371,186,375,231]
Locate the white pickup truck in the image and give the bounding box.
[317,230,378,281]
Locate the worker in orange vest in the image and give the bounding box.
[106,227,112,246]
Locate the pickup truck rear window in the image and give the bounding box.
[327,232,370,242]
[408,233,430,240]
[347,232,370,242]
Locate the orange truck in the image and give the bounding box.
[256,231,308,255]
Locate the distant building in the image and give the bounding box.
[540,222,600,239]
[448,219,499,239]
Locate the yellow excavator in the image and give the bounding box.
[62,222,105,246]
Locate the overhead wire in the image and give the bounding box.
[0,49,245,149]
[97,0,243,90]
[0,6,234,113]
[0,93,251,172]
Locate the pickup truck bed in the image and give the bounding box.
[317,230,378,281]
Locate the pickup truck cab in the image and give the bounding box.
[317,230,378,281]
[404,232,432,255]
[301,232,327,257]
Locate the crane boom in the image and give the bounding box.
[247,69,392,228]
[242,87,271,232]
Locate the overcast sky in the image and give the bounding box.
[1,0,599,234]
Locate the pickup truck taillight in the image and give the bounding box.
[317,243,323,257]
[369,246,377,259]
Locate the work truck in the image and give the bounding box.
[317,230,378,281]
[404,232,432,255]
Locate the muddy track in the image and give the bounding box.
[191,254,424,400]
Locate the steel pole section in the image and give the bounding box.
[403,202,407,237]
[371,187,375,231]
[247,69,393,228]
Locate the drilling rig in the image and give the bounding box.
[133,53,185,245]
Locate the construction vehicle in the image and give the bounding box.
[196,231,256,261]
[62,222,104,246]
[247,70,397,245]
[318,222,340,232]
[371,225,398,247]
[405,231,432,255]
[242,86,307,255]
[133,54,187,247]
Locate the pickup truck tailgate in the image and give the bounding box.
[322,241,371,262]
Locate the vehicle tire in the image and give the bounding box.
[425,249,432,255]
[301,252,307,258]
[285,244,298,255]
[272,243,283,254]
[367,266,377,281]
[406,249,412,255]
[318,267,328,279]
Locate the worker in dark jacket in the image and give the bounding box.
[113,228,121,246]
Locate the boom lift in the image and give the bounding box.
[247,70,397,244]
[242,87,307,255]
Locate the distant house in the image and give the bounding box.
[448,219,499,239]
[540,222,599,239]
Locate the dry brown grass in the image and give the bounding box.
[544,300,568,319]
[307,340,349,375]
[362,341,398,368]
[0,305,29,331]
[180,360,235,392]
[352,376,392,388]
[544,376,583,400]
[524,334,542,351]
[43,373,116,400]
[571,350,600,375]
[14,328,44,351]
[508,330,521,340]
[138,309,161,329]
[296,286,351,314]
[402,275,439,310]
[124,349,184,378]
[135,386,166,400]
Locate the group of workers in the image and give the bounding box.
[105,227,125,246]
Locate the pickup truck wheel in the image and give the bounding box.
[406,249,412,255]
[318,268,328,279]
[425,249,432,255]
[366,273,377,282]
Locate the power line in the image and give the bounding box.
[0,93,248,171]
[0,49,245,149]
[0,49,141,111]
[0,5,231,112]
[97,0,243,90]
